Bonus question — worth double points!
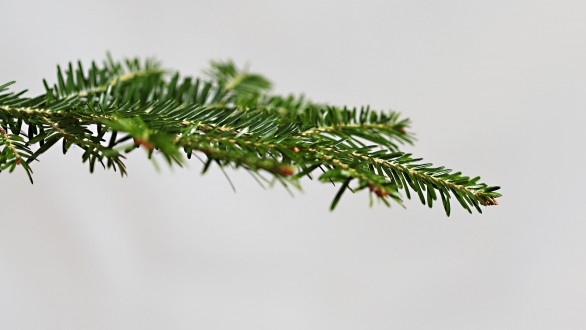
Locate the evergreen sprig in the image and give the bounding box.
[0,56,501,216]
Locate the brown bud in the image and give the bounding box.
[278,166,295,176]
[368,184,389,197]
[292,147,300,153]
[133,137,154,152]
[487,198,498,206]
[479,195,498,206]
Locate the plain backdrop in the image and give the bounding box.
[1,0,585,329]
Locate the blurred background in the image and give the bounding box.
[1,0,585,329]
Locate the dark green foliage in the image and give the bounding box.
[0,56,501,215]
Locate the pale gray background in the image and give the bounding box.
[1,0,585,329]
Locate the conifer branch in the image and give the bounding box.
[0,56,501,215]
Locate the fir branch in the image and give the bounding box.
[0,56,501,216]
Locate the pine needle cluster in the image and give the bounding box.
[0,55,501,215]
